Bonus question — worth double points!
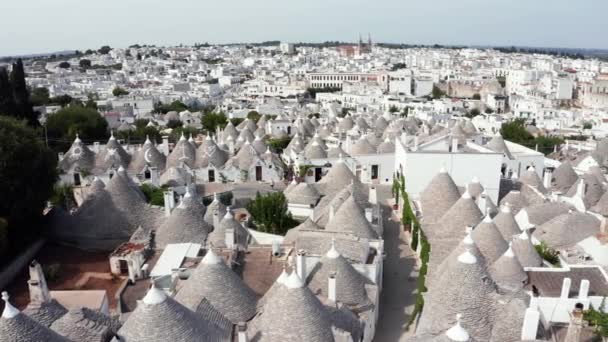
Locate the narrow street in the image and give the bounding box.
[374,186,418,342]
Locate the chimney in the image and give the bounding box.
[369,186,378,205]
[237,322,248,342]
[520,308,540,340]
[329,204,336,221]
[576,179,586,199]
[578,279,589,300]
[224,225,235,249]
[163,190,174,217]
[150,167,159,187]
[477,193,487,213]
[365,208,373,223]
[162,136,170,156]
[400,131,407,146]
[543,168,553,189]
[296,250,306,279]
[560,277,572,299]
[27,261,51,303]
[328,272,337,302]
[451,137,459,153]
[93,141,100,153]
[413,136,419,151]
[564,303,584,342]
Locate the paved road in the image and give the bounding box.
[374,186,418,342]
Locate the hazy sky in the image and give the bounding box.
[2,0,607,56]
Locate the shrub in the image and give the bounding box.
[535,241,560,265]
[247,192,298,235]
[139,184,165,206]
[43,263,61,282]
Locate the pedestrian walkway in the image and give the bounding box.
[374,194,418,342]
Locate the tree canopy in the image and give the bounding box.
[0,116,58,255]
[112,86,129,97]
[0,59,38,126]
[201,112,228,133]
[246,192,299,235]
[45,105,109,151]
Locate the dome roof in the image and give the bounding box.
[436,191,484,240]
[489,244,527,292]
[471,215,509,264]
[325,196,378,239]
[118,286,225,342]
[249,273,334,342]
[492,205,521,241]
[174,250,258,323]
[420,168,461,224]
[129,138,166,174]
[533,211,600,249]
[552,162,578,192]
[204,194,227,226]
[511,231,543,267]
[166,135,196,168]
[0,292,69,342]
[58,135,96,173]
[417,250,496,341]
[307,242,371,305]
[317,158,358,195]
[155,190,211,249]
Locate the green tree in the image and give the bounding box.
[472,93,481,100]
[98,46,112,54]
[535,136,564,155]
[465,108,480,118]
[49,94,74,107]
[500,119,534,145]
[267,137,292,153]
[112,86,129,97]
[201,112,228,133]
[10,59,37,126]
[30,87,50,106]
[139,184,166,206]
[247,110,261,122]
[246,192,299,235]
[166,119,183,129]
[0,68,17,116]
[431,85,446,99]
[79,59,92,69]
[45,105,109,151]
[389,105,399,113]
[583,122,593,129]
[0,117,58,247]
[58,62,70,69]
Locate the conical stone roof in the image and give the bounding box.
[129,138,166,174]
[489,244,527,292]
[471,215,509,265]
[486,134,513,159]
[204,194,227,225]
[325,196,378,239]
[50,307,120,342]
[552,162,578,192]
[0,292,69,342]
[155,190,211,249]
[166,135,196,168]
[511,231,543,268]
[307,242,370,306]
[417,250,496,341]
[174,250,258,324]
[492,204,521,241]
[117,286,224,342]
[250,272,334,342]
[59,135,96,173]
[533,211,601,249]
[421,169,461,224]
[467,178,484,199]
[436,191,484,241]
[318,158,358,195]
[519,167,547,194]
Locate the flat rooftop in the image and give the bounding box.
[527,266,608,297]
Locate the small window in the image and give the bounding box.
[144,170,151,179]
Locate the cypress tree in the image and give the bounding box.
[10,59,37,126]
[0,67,16,116]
